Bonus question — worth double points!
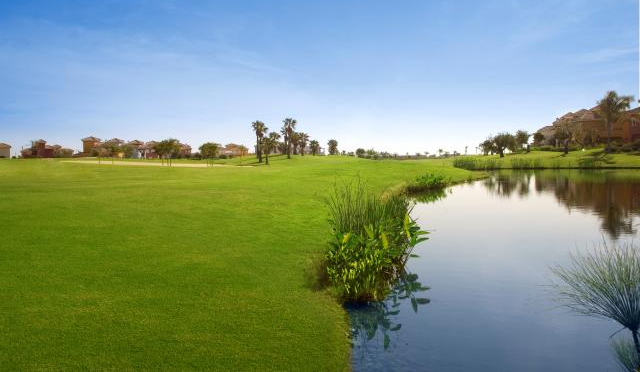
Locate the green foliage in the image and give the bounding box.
[515,130,530,149]
[493,132,517,157]
[324,180,428,301]
[611,338,640,372]
[405,173,450,193]
[327,139,339,155]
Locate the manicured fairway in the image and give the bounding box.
[0,156,475,370]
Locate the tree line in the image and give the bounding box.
[251,118,339,164]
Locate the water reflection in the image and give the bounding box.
[347,272,430,358]
[483,171,640,239]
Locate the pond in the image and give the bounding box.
[348,170,640,371]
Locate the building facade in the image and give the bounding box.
[0,143,11,158]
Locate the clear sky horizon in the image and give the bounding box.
[1,0,638,155]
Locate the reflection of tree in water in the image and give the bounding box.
[483,172,532,199]
[347,272,430,356]
[483,171,640,239]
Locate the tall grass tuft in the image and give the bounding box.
[452,157,501,170]
[324,179,428,302]
[551,243,640,368]
[325,179,408,235]
[612,338,640,372]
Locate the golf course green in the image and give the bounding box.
[0,155,475,370]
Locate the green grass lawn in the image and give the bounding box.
[0,155,476,370]
[453,148,640,169]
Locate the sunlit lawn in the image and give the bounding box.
[0,155,476,370]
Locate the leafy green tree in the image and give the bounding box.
[554,123,572,155]
[199,142,221,166]
[533,132,546,146]
[327,139,338,155]
[251,121,267,163]
[479,138,495,156]
[492,133,516,158]
[298,132,309,156]
[261,132,280,165]
[153,139,180,166]
[515,130,530,152]
[282,118,297,159]
[355,148,365,158]
[309,140,320,156]
[595,91,634,151]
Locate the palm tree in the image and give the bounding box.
[291,132,301,155]
[298,132,309,156]
[309,140,320,156]
[238,145,248,164]
[596,91,634,151]
[251,121,267,163]
[261,132,280,165]
[282,118,297,159]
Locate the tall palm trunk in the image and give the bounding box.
[606,118,612,151]
[256,135,262,163]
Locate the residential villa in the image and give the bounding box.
[20,139,72,158]
[536,106,640,145]
[80,136,101,156]
[141,141,159,159]
[127,140,145,158]
[0,143,11,158]
[219,143,248,157]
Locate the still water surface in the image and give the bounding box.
[348,170,640,371]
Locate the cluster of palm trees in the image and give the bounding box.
[251,118,326,165]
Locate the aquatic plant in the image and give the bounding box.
[612,338,640,372]
[404,173,450,193]
[325,180,428,301]
[452,157,501,170]
[551,243,640,369]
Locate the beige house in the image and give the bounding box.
[0,143,11,158]
[536,106,640,145]
[81,136,101,155]
[220,143,248,156]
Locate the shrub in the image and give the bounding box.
[405,173,450,193]
[324,180,428,301]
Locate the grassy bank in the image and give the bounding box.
[451,148,640,170]
[0,156,477,370]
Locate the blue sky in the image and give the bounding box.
[0,0,638,155]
